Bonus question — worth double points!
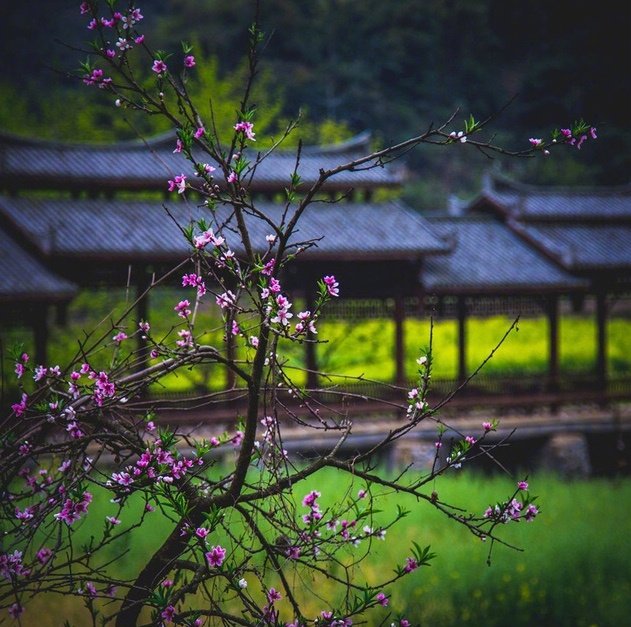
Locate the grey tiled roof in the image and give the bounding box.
[511,222,631,270]
[0,131,401,192]
[422,218,586,293]
[476,174,631,221]
[0,196,447,261]
[0,228,77,302]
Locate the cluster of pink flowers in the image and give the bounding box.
[0,550,31,580]
[174,299,191,318]
[561,126,597,149]
[302,490,323,526]
[216,290,236,309]
[484,499,539,524]
[263,587,282,622]
[167,173,187,194]
[54,491,93,526]
[319,611,353,626]
[295,310,318,335]
[406,387,427,416]
[14,352,29,379]
[184,55,196,68]
[323,275,339,297]
[107,441,202,493]
[182,273,207,297]
[194,228,224,249]
[11,393,28,417]
[89,369,116,406]
[234,121,256,141]
[82,68,112,88]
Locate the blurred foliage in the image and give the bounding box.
[0,0,627,207]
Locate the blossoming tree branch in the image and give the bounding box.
[0,1,596,625]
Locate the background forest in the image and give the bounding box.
[0,0,629,210]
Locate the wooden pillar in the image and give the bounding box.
[394,292,406,386]
[55,302,68,327]
[33,306,48,366]
[305,290,318,390]
[596,290,608,392]
[546,295,559,392]
[457,296,467,383]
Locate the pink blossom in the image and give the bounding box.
[524,503,539,521]
[227,171,238,184]
[323,275,340,297]
[269,278,281,293]
[234,121,256,141]
[231,320,240,336]
[33,364,47,381]
[106,516,121,526]
[184,55,196,68]
[176,329,193,348]
[529,138,543,147]
[173,139,183,154]
[232,430,244,447]
[403,557,418,573]
[161,579,174,588]
[357,489,367,499]
[518,481,529,491]
[195,527,209,539]
[194,126,205,139]
[590,126,598,139]
[80,2,90,15]
[161,605,176,623]
[105,49,116,58]
[37,547,53,564]
[87,18,98,30]
[11,393,28,417]
[134,35,145,45]
[286,546,301,559]
[14,362,25,378]
[205,545,226,568]
[465,435,476,445]
[174,299,191,318]
[139,320,150,333]
[302,490,320,508]
[152,59,167,75]
[262,258,275,276]
[8,603,23,620]
[249,336,259,347]
[167,174,187,194]
[267,587,282,603]
[376,592,389,606]
[113,331,128,344]
[216,291,236,309]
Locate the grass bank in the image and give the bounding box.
[18,470,631,626]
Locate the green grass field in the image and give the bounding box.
[18,470,631,626]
